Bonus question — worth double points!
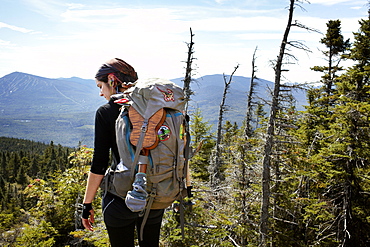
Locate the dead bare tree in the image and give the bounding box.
[259,0,308,245]
[210,64,239,188]
[183,27,195,113]
[244,46,259,140]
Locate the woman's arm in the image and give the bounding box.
[82,172,104,231]
[83,172,104,203]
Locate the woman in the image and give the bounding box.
[81,58,164,247]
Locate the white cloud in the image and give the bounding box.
[60,6,289,36]
[236,32,283,41]
[22,0,68,20]
[215,0,229,4]
[309,0,355,5]
[0,39,14,46]
[189,16,287,32]
[309,0,367,6]
[0,22,34,33]
[66,3,84,9]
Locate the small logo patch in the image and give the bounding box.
[157,87,175,102]
[158,125,171,141]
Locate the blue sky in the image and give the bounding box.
[0,0,368,84]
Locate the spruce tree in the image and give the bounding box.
[312,20,350,95]
[290,19,352,245]
[326,10,370,246]
[0,152,7,179]
[189,108,215,181]
[298,10,370,246]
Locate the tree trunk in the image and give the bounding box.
[183,27,195,113]
[211,65,239,187]
[259,0,295,245]
[244,46,258,140]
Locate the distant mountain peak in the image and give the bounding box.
[1,71,45,80]
[56,76,94,83]
[0,71,105,109]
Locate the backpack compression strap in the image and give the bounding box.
[128,106,166,179]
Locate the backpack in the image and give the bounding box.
[101,78,191,237]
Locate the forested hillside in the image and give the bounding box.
[0,72,105,147]
[1,1,370,247]
[0,137,76,245]
[0,137,73,208]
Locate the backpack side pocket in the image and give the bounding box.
[112,162,132,197]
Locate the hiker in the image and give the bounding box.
[81,58,164,247]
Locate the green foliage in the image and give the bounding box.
[311,19,350,95]
[15,220,58,247]
[0,137,75,245]
[162,196,234,247]
[0,213,17,232]
[290,14,370,247]
[20,146,109,246]
[70,228,110,247]
[0,143,110,246]
[189,108,215,181]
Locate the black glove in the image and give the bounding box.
[82,203,93,219]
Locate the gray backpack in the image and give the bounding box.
[101,78,191,234]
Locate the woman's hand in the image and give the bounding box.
[81,203,95,231]
[82,172,104,231]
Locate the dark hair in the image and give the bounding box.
[95,58,138,84]
[96,72,137,84]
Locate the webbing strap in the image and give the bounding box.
[179,195,185,238]
[139,185,157,241]
[169,111,181,181]
[103,170,109,198]
[183,117,191,186]
[169,111,186,239]
[130,120,148,180]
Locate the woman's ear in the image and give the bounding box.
[107,73,116,87]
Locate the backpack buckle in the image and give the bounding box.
[141,121,148,132]
[149,187,157,197]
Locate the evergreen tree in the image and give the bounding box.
[0,152,7,179]
[189,108,214,181]
[312,20,350,95]
[324,10,370,246]
[17,158,29,185]
[309,19,350,134]
[227,120,264,246]
[0,172,5,203]
[222,121,238,148]
[29,156,39,177]
[283,19,352,246]
[8,152,20,183]
[254,102,267,130]
[294,9,370,246]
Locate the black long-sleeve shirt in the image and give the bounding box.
[90,99,121,175]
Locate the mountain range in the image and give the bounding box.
[0,72,307,147]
